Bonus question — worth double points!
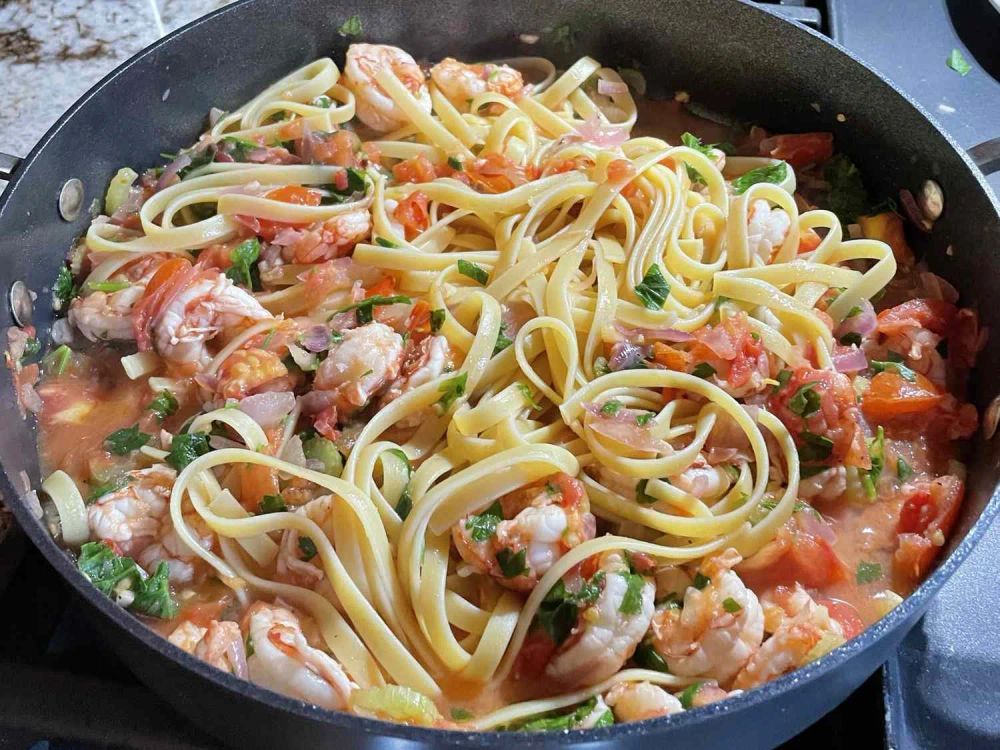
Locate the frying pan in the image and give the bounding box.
[1,0,998,747]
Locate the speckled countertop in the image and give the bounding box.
[0,0,232,190]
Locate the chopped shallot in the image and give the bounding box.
[237,391,295,429]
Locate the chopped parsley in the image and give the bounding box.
[457,259,489,285]
[633,640,669,672]
[311,95,332,108]
[635,479,657,505]
[148,390,179,421]
[165,432,211,470]
[840,332,863,347]
[337,14,363,37]
[677,683,704,710]
[465,500,503,542]
[692,362,716,379]
[298,536,318,561]
[430,308,446,333]
[437,372,467,411]
[395,488,413,520]
[493,322,513,356]
[87,475,128,504]
[43,345,73,376]
[732,162,788,194]
[897,457,913,481]
[822,154,869,225]
[679,132,720,184]
[536,575,604,645]
[618,572,646,615]
[219,136,260,161]
[496,547,528,578]
[947,48,972,76]
[321,167,368,204]
[519,696,613,732]
[447,156,464,171]
[334,294,412,325]
[722,597,742,614]
[798,431,834,462]
[600,399,623,416]
[450,707,473,721]
[224,238,261,290]
[870,359,917,383]
[53,266,78,308]
[516,382,542,410]
[131,562,178,619]
[258,494,287,514]
[635,412,653,427]
[774,369,793,391]
[789,382,822,418]
[856,561,883,584]
[375,237,398,248]
[846,305,862,318]
[20,337,41,363]
[104,425,151,455]
[77,542,177,619]
[692,572,711,590]
[634,264,671,310]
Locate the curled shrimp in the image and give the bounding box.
[168,620,248,678]
[244,601,356,710]
[70,285,147,341]
[313,322,404,415]
[378,335,452,427]
[651,548,764,685]
[732,585,843,690]
[605,681,683,723]
[430,58,524,111]
[343,44,431,133]
[452,473,595,592]
[276,495,334,588]
[746,199,791,264]
[543,551,655,688]
[137,514,214,585]
[216,348,289,400]
[154,270,272,367]
[87,466,175,557]
[280,210,372,264]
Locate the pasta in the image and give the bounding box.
[27,41,982,732]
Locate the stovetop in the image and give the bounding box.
[1,1,998,748]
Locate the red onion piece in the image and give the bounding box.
[899,189,932,233]
[110,186,147,223]
[796,506,837,543]
[233,214,262,234]
[834,298,877,340]
[156,154,192,191]
[271,227,307,247]
[597,79,628,95]
[194,372,219,393]
[573,115,630,147]
[608,341,650,371]
[582,405,672,453]
[302,325,334,353]
[298,390,338,415]
[832,346,868,373]
[919,272,959,304]
[614,321,694,343]
[237,391,295,428]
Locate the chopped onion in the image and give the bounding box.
[237,392,296,430]
[832,346,868,373]
[573,115,630,147]
[121,351,161,380]
[301,325,334,353]
[298,390,338,415]
[271,227,307,247]
[614,321,693,343]
[286,342,318,372]
[834,298,877,340]
[608,341,650,371]
[156,153,192,191]
[598,79,628,95]
[350,686,441,725]
[189,407,269,452]
[41,470,88,546]
[51,318,75,345]
[280,434,308,467]
[208,107,225,126]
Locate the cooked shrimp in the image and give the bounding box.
[378,335,451,426]
[87,466,175,557]
[545,552,655,688]
[281,211,372,265]
[605,681,683,722]
[276,495,333,588]
[244,601,356,710]
[732,585,843,690]
[343,44,431,133]
[137,516,214,585]
[430,58,525,111]
[154,270,272,367]
[313,322,404,414]
[70,285,146,341]
[746,199,790,263]
[651,548,764,685]
[452,473,595,592]
[798,465,847,503]
[217,348,289,400]
[196,620,249,677]
[168,620,208,653]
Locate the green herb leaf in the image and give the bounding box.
[537,580,578,644]
[789,382,822,418]
[516,382,542,410]
[732,162,788,194]
[600,399,623,416]
[692,572,711,590]
[497,547,528,578]
[20,337,41,363]
[633,640,669,672]
[722,596,742,614]
[131,561,179,619]
[311,95,332,108]
[840,332,863,347]
[87,475,128,504]
[846,305,862,318]
[430,308,446,333]
[635,478,657,505]
[822,154,870,225]
[493,322,513,356]
[224,238,261,290]
[298,536,318,561]
[43,345,73,376]
[450,707,473,721]
[677,682,704,710]
[104,425,151,455]
[334,294,412,325]
[258,494,287,514]
[53,266,78,308]
[618,572,646,615]
[437,372,468,411]
[692,362,716,379]
[947,48,972,76]
[220,136,261,161]
[86,280,131,293]
[166,432,211,470]
[798,431,834,462]
[856,561,882,584]
[635,412,653,427]
[800,464,827,478]
[395,488,413,520]
[774,369,792,391]
[375,237,398,248]
[447,156,464,171]
[337,14,363,37]
[870,359,917,383]
[78,541,141,596]
[634,264,671,310]
[148,390,179,421]
[465,500,504,542]
[897,457,913,481]
[519,696,607,731]
[457,259,489,285]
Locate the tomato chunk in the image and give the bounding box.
[816,597,865,640]
[758,132,833,167]
[392,154,438,184]
[892,476,963,592]
[255,185,322,241]
[393,191,430,240]
[861,371,942,422]
[876,298,956,336]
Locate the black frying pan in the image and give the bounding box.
[1,1,999,747]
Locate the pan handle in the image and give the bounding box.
[969,138,1000,176]
[0,152,21,182]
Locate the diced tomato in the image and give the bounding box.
[514,629,557,679]
[461,153,532,194]
[892,476,963,592]
[876,298,956,337]
[689,311,764,388]
[392,154,439,184]
[798,228,823,254]
[311,130,361,167]
[816,597,865,640]
[361,141,382,166]
[606,158,635,184]
[652,342,692,371]
[407,299,431,336]
[255,185,322,241]
[239,463,280,512]
[739,519,848,590]
[892,533,935,593]
[314,404,339,441]
[861,371,942,422]
[393,191,430,240]
[759,132,834,167]
[365,276,397,298]
[176,601,226,628]
[550,472,585,509]
[132,258,194,350]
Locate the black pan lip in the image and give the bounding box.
[2,0,999,745]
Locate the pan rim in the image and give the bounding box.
[2,0,999,744]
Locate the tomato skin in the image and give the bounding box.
[892,476,964,592]
[861,371,942,422]
[365,276,397,298]
[759,132,834,167]
[798,228,823,254]
[893,533,936,593]
[311,130,361,167]
[876,298,956,336]
[406,299,431,336]
[392,154,438,184]
[393,191,430,240]
[514,629,557,678]
[132,258,194,350]
[739,520,848,590]
[652,342,692,371]
[816,597,865,640]
[255,185,322,241]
